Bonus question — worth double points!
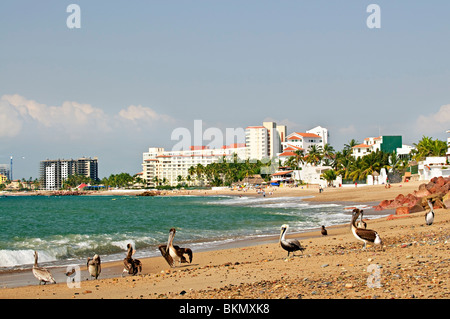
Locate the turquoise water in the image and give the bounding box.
[0,194,375,269]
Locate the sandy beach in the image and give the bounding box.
[1,180,449,299]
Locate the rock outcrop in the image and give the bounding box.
[375,176,449,216]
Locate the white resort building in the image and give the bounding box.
[142,144,247,187]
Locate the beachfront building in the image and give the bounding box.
[281,126,328,152]
[351,135,412,159]
[39,157,99,190]
[245,121,286,161]
[0,164,10,181]
[277,126,328,166]
[418,157,450,180]
[142,144,247,187]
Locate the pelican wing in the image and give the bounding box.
[355,228,378,243]
[123,258,133,273]
[174,246,193,263]
[281,239,305,252]
[158,245,174,267]
[33,267,56,284]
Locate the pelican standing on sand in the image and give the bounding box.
[158,228,193,267]
[351,209,382,249]
[425,200,435,226]
[32,251,56,285]
[122,244,142,276]
[87,254,101,279]
[279,224,305,257]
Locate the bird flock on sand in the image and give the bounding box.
[31,200,437,285]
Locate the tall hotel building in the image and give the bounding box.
[245,121,286,161]
[39,157,99,190]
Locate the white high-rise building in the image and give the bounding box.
[245,122,286,161]
[245,126,268,161]
[263,121,287,159]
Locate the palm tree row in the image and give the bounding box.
[285,136,446,183]
[411,135,447,161]
[283,143,336,169]
[187,157,271,187]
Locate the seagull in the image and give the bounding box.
[32,251,56,285]
[279,224,305,257]
[425,200,435,226]
[87,254,101,279]
[351,209,382,250]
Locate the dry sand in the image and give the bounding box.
[1,181,449,299]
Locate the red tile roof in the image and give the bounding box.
[352,144,371,149]
[271,170,293,176]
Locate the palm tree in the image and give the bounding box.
[344,139,360,152]
[186,175,192,186]
[321,143,335,166]
[321,143,335,160]
[322,169,337,186]
[412,136,447,161]
[306,145,323,166]
[292,149,305,169]
[195,164,205,185]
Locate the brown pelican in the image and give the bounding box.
[321,225,328,236]
[351,209,382,249]
[122,244,142,276]
[32,251,56,285]
[356,210,367,229]
[279,224,305,257]
[87,254,101,279]
[158,228,193,267]
[425,200,435,226]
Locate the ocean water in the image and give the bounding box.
[0,194,379,270]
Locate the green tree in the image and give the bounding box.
[411,136,447,161]
[321,169,337,186]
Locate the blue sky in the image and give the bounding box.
[1,1,450,179]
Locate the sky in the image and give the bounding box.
[1,1,450,180]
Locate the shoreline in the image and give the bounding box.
[3,180,449,299]
[0,201,387,288]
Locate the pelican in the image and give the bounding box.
[122,244,142,276]
[357,210,367,229]
[279,224,305,257]
[32,251,56,285]
[158,228,193,267]
[351,209,382,249]
[87,254,101,279]
[425,200,435,226]
[321,225,328,236]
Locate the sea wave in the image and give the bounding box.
[0,249,57,268]
[0,233,161,269]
